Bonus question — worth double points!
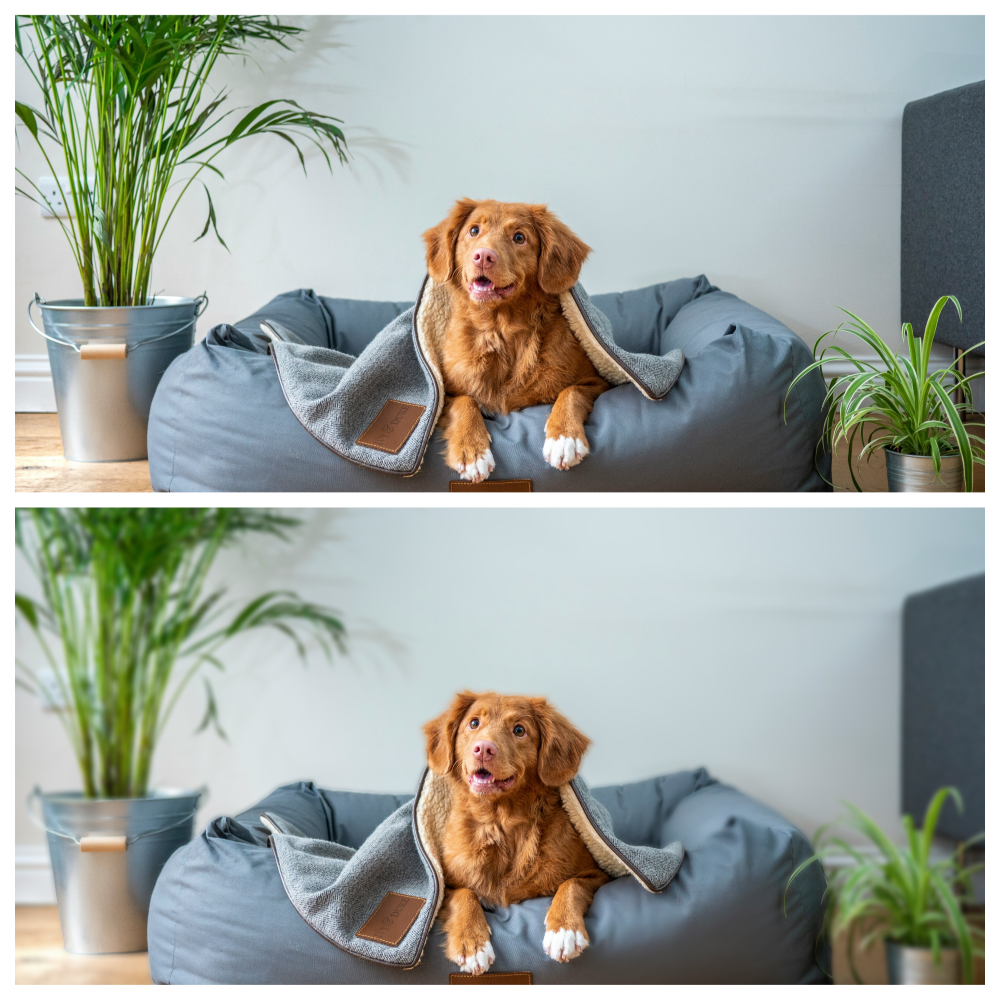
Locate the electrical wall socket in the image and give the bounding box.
[34,667,70,711]
[37,176,73,218]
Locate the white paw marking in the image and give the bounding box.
[542,435,589,471]
[543,927,588,962]
[456,939,495,974]
[455,448,495,483]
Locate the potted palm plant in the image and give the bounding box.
[15,16,348,461]
[16,508,347,954]
[786,296,984,491]
[786,787,984,984]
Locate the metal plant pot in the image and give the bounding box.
[32,787,202,954]
[884,449,964,492]
[28,294,206,462]
[886,941,960,984]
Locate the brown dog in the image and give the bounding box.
[422,199,611,482]
[422,691,610,974]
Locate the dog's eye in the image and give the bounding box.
[513,232,526,245]
[513,724,526,737]
[469,718,480,729]
[469,225,480,237]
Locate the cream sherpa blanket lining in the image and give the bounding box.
[265,768,684,970]
[267,278,685,477]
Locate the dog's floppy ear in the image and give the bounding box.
[531,206,591,295]
[530,698,591,786]
[423,198,478,283]
[423,690,478,775]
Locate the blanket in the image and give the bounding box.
[267,277,685,477]
[264,768,684,970]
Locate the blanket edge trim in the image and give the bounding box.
[561,780,661,894]
[562,286,683,402]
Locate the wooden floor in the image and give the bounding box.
[15,906,152,985]
[15,411,985,494]
[15,413,153,493]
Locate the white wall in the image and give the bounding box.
[16,506,985,864]
[15,15,985,403]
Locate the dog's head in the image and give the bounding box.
[422,199,591,306]
[422,691,590,798]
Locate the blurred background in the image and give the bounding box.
[15,15,985,401]
[16,506,985,903]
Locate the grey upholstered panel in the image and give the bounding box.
[901,81,984,354]
[902,573,985,842]
[147,280,830,491]
[147,771,826,984]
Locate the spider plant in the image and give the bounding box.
[786,787,984,984]
[786,296,984,491]
[15,508,346,800]
[15,15,348,307]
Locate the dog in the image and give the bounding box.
[422,199,610,482]
[422,691,610,975]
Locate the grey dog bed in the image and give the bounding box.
[147,277,830,491]
[147,769,827,984]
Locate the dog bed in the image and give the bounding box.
[147,278,830,491]
[147,769,827,984]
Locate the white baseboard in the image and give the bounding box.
[16,354,56,412]
[16,845,57,904]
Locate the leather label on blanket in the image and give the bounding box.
[449,972,533,985]
[448,479,532,492]
[355,891,426,946]
[356,400,426,454]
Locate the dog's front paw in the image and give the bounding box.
[448,938,495,975]
[452,448,495,483]
[543,927,588,962]
[542,435,589,471]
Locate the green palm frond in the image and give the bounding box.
[15,508,346,799]
[15,15,349,306]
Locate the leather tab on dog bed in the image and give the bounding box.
[449,972,532,984]
[355,892,425,946]
[448,479,532,492]
[355,400,425,454]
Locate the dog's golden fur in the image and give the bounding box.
[423,691,610,973]
[422,200,610,480]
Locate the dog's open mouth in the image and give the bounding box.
[469,767,516,793]
[468,275,516,302]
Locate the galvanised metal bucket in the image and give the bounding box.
[886,942,960,984]
[885,449,963,492]
[32,788,202,954]
[28,294,205,462]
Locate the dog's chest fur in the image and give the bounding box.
[440,294,597,415]
[440,785,598,908]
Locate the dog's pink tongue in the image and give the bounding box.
[471,770,494,783]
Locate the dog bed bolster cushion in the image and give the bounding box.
[146,278,830,491]
[147,769,827,984]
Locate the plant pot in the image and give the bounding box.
[884,449,964,492]
[32,787,202,954]
[28,294,205,461]
[885,941,961,984]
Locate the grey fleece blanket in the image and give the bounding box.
[264,769,684,970]
[267,277,685,477]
